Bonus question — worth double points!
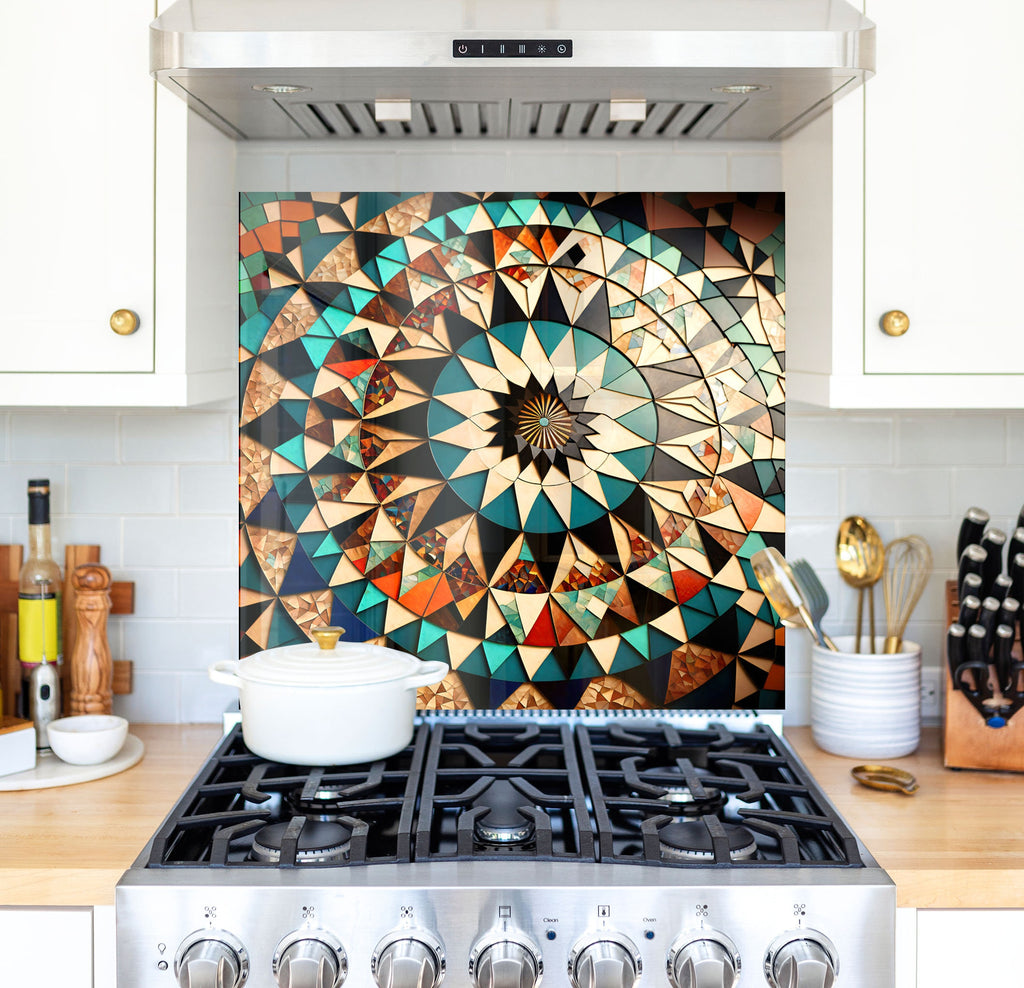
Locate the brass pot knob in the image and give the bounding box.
[109,308,140,336]
[880,310,910,337]
[310,625,345,650]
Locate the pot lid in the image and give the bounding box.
[237,633,428,687]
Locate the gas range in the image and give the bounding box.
[116,714,894,988]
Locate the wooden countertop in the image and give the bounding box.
[0,724,1018,909]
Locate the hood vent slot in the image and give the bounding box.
[279,98,735,140]
[513,100,734,139]
[283,100,504,139]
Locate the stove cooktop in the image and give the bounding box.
[142,719,863,872]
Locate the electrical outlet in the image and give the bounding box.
[920,667,942,720]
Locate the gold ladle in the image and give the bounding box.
[751,547,839,651]
[836,516,886,653]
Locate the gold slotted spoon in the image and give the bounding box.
[836,516,886,653]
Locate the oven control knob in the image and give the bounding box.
[668,932,740,988]
[174,930,249,988]
[764,931,838,988]
[273,931,347,988]
[568,934,642,988]
[372,931,446,988]
[470,935,543,988]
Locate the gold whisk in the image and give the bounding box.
[882,535,933,653]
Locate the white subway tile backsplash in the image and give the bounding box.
[783,467,840,517]
[123,517,236,568]
[37,516,124,567]
[124,619,235,672]
[898,413,1006,466]
[179,672,239,725]
[787,414,893,467]
[121,411,232,463]
[119,568,180,619]
[843,467,951,518]
[113,671,181,724]
[180,464,238,515]
[0,464,67,513]
[9,413,117,462]
[68,465,176,514]
[950,467,1024,527]
[179,569,238,619]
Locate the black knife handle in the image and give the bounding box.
[978,596,1002,648]
[980,529,1007,590]
[958,594,982,628]
[995,624,1016,695]
[1017,503,1024,535]
[1009,527,1024,569]
[957,506,990,561]
[990,573,1014,603]
[1011,553,1024,604]
[947,623,967,687]
[964,625,993,700]
[958,545,988,598]
[998,596,1020,631]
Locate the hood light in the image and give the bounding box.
[252,84,311,94]
[712,84,770,95]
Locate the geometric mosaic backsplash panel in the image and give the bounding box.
[239,192,786,712]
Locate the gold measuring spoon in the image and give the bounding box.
[836,516,885,653]
[851,764,919,795]
[751,547,839,651]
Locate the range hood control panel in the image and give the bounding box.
[452,40,573,58]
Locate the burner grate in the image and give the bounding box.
[142,719,864,871]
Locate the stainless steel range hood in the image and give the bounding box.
[151,0,874,142]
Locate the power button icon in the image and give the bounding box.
[458,44,468,54]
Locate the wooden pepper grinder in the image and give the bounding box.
[69,564,113,715]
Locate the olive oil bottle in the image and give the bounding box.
[18,479,62,726]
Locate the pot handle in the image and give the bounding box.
[405,660,450,689]
[209,660,242,689]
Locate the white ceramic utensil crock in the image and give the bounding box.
[209,627,448,765]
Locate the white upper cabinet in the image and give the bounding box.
[0,0,236,406]
[785,0,1024,407]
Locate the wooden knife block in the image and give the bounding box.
[0,544,134,718]
[943,580,1024,772]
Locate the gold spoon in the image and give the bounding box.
[836,516,886,653]
[751,547,839,651]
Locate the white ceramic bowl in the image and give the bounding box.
[47,715,128,765]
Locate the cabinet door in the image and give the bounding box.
[1,0,154,374]
[917,910,1024,984]
[0,907,93,987]
[862,0,1024,376]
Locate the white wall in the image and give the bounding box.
[3,140,1019,723]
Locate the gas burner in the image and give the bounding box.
[250,820,352,864]
[286,785,353,819]
[657,785,727,818]
[472,780,536,845]
[658,821,757,863]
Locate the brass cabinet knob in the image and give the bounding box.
[109,308,140,336]
[880,310,910,337]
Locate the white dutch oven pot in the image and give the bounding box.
[209,627,448,765]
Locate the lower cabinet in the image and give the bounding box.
[0,906,95,987]
[916,910,1022,985]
